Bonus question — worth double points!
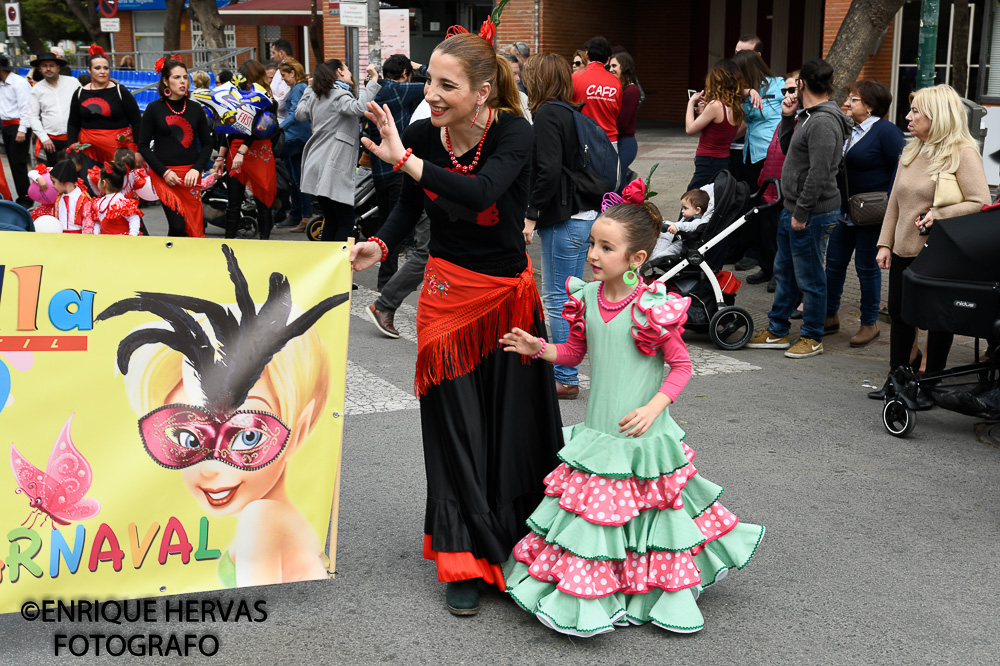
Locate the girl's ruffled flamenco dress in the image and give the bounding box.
[503,278,765,636]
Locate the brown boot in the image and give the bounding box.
[850,324,880,347]
[291,219,308,233]
[824,315,840,334]
[366,304,399,339]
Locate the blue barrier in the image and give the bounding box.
[17,67,220,112]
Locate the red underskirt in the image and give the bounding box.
[422,534,506,590]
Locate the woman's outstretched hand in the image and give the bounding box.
[350,241,383,272]
[361,101,405,165]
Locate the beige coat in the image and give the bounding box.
[877,146,990,258]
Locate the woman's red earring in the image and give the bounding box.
[471,105,481,128]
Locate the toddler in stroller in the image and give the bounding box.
[650,188,710,262]
[644,170,782,350]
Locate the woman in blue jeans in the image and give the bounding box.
[521,53,595,399]
[277,58,313,233]
[825,80,904,347]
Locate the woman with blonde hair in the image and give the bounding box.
[571,50,588,73]
[685,58,744,189]
[870,84,990,402]
[351,24,562,616]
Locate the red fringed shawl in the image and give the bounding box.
[414,254,540,397]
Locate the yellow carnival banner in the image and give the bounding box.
[0,233,352,613]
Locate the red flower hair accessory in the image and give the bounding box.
[154,54,180,74]
[35,164,49,175]
[88,44,105,57]
[67,142,91,153]
[601,163,660,212]
[104,162,115,174]
[116,131,133,148]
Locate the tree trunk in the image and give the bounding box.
[163,0,186,53]
[951,0,971,97]
[825,0,908,103]
[188,0,229,68]
[64,0,111,52]
[20,20,48,57]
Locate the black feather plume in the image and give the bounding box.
[97,244,350,419]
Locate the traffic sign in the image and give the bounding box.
[5,4,21,37]
[99,0,118,18]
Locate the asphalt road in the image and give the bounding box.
[2,133,999,664]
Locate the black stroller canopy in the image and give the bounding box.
[908,208,1000,283]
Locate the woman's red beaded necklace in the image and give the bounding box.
[165,97,187,116]
[444,107,493,174]
[597,280,644,311]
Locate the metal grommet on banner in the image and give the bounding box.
[332,411,341,418]
[165,241,173,248]
[341,244,348,252]
[159,585,166,592]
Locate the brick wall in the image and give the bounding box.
[114,11,135,63]
[496,0,687,122]
[323,0,348,62]
[823,0,896,86]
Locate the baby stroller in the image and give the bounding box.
[201,174,258,238]
[880,207,1000,437]
[644,170,782,350]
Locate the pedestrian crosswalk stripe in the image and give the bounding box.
[345,360,419,416]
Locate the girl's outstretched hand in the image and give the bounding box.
[619,394,673,437]
[500,327,542,357]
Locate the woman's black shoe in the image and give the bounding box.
[446,579,480,616]
[746,269,771,285]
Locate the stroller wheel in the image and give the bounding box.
[709,306,754,350]
[307,216,324,242]
[882,397,916,438]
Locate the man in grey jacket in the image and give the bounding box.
[748,58,852,359]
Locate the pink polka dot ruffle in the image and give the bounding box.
[543,461,698,526]
[512,533,707,598]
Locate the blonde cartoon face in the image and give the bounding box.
[149,374,310,517]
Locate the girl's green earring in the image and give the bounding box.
[623,265,638,286]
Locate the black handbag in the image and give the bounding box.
[847,191,889,226]
[842,129,888,226]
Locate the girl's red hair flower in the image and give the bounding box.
[88,44,105,57]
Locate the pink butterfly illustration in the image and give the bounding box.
[9,414,101,529]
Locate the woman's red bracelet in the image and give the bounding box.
[392,148,413,172]
[367,236,389,262]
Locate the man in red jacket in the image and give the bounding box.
[572,36,621,145]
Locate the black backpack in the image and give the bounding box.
[548,101,620,211]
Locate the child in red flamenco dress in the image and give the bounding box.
[90,161,143,236]
[29,160,94,233]
[500,177,765,637]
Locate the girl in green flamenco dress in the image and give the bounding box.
[500,178,765,636]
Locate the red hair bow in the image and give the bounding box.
[88,44,105,57]
[154,55,180,75]
[104,162,115,174]
[36,164,49,175]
